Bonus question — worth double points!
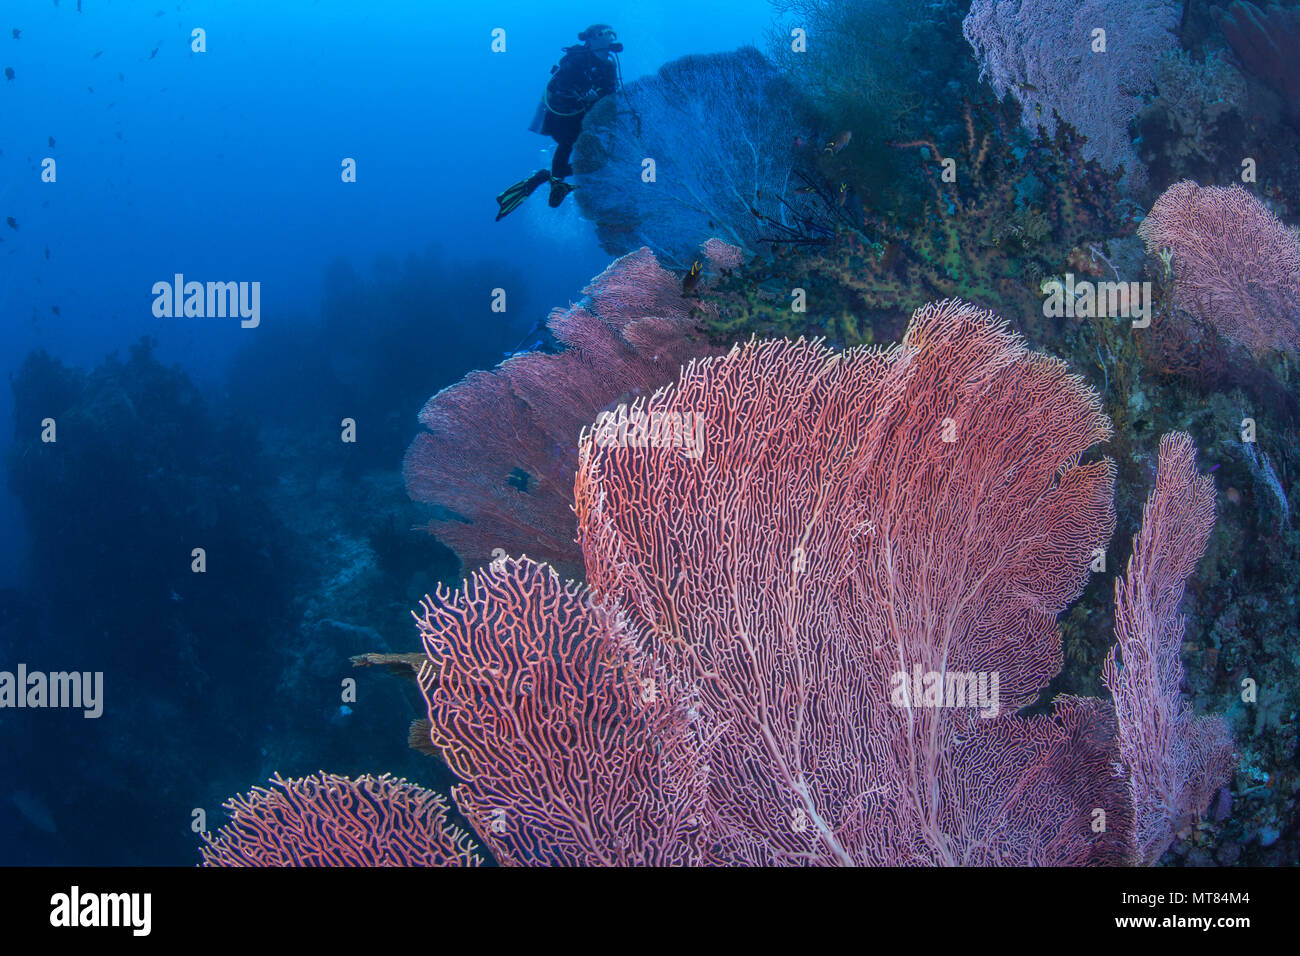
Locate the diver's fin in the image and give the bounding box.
[495,170,550,221]
[547,176,576,208]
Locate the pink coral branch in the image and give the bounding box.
[199,772,481,867]
[1103,433,1236,864]
[413,557,706,866]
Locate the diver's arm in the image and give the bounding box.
[546,51,585,98]
[596,54,618,98]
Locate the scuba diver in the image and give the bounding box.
[495,24,623,221]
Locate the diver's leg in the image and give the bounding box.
[550,115,582,178]
[552,139,574,179]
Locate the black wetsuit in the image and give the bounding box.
[531,45,617,177]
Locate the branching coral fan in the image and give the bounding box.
[209,300,1234,867]
[573,47,810,266]
[962,0,1179,188]
[402,244,726,579]
[1138,180,1300,355]
[199,772,482,867]
[1104,434,1238,865]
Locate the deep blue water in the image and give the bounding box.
[0,0,769,864]
[0,0,768,585]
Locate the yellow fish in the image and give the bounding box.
[824,130,852,154]
[682,260,703,295]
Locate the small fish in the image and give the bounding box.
[824,130,852,154]
[1016,82,1040,94]
[148,46,159,59]
[51,305,59,316]
[794,184,817,194]
[11,29,19,40]
[4,66,13,81]
[92,50,102,59]
[837,183,848,207]
[793,135,806,148]
[5,217,16,229]
[682,259,703,295]
[77,0,82,11]
[43,246,49,259]
[47,135,54,147]
[503,339,543,358]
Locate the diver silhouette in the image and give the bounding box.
[495,24,622,221]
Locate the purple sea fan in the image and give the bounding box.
[1138,180,1300,355]
[1104,433,1236,864]
[963,0,1180,187]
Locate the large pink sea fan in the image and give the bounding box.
[414,558,707,866]
[210,301,1233,867]
[1138,180,1300,354]
[402,244,726,578]
[415,300,1184,865]
[574,299,1126,864]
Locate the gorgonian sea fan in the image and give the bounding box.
[573,47,809,266]
[1104,433,1236,865]
[1138,180,1300,354]
[402,244,728,578]
[415,559,707,866]
[414,300,1229,866]
[963,0,1179,186]
[212,301,1233,866]
[571,299,1126,865]
[200,772,482,867]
